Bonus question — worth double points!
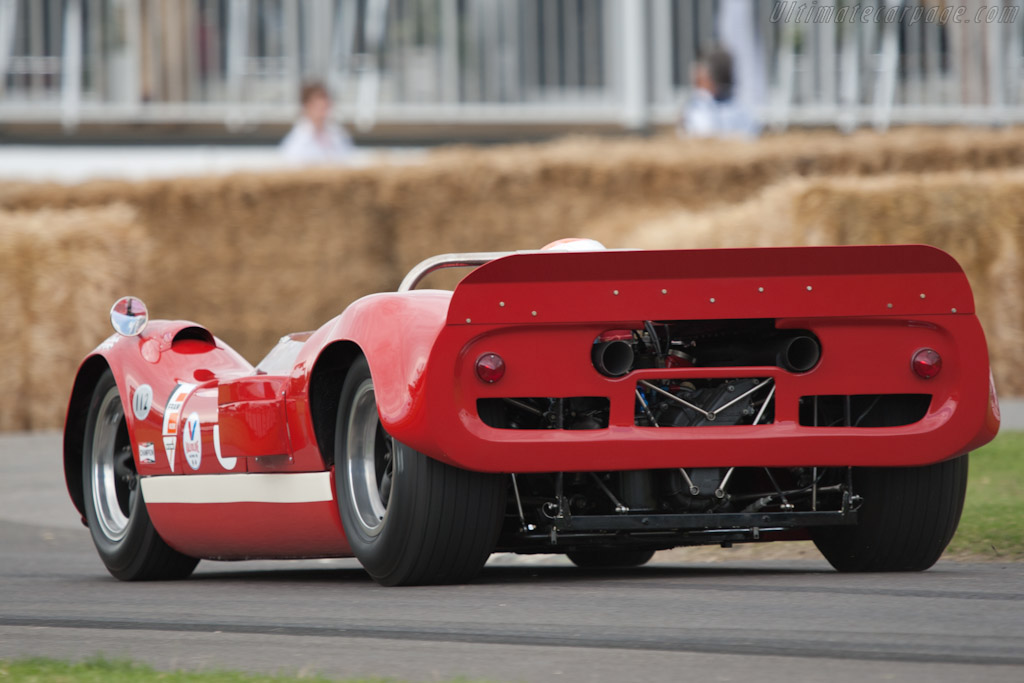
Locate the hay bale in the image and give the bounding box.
[2,125,1024,430]
[116,169,398,361]
[6,127,1024,263]
[369,126,1024,276]
[1,168,399,363]
[0,204,147,430]
[623,170,1024,396]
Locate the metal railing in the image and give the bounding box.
[1,0,1022,134]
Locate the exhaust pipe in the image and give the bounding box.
[592,340,634,377]
[776,335,821,373]
[692,333,822,372]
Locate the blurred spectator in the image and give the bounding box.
[280,82,354,165]
[717,0,766,117]
[679,46,759,140]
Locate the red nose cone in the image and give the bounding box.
[912,348,942,379]
[476,353,506,383]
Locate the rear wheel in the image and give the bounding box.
[567,548,656,569]
[335,357,506,586]
[812,455,968,572]
[82,370,198,580]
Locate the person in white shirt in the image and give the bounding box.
[280,82,354,165]
[680,47,759,140]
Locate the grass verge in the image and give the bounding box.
[0,656,402,683]
[947,430,1024,560]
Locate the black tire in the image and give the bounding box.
[566,548,656,569]
[82,370,199,581]
[334,357,506,586]
[812,455,968,572]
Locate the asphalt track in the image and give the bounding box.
[2,432,1023,682]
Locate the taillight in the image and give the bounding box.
[912,348,942,379]
[476,353,506,383]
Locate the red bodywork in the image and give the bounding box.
[63,245,1000,560]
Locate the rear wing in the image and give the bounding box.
[415,245,975,326]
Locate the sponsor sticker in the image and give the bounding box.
[132,384,153,421]
[139,442,156,464]
[163,436,177,468]
[161,382,196,472]
[213,424,237,471]
[183,412,202,470]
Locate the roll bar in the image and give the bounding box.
[399,251,525,292]
[399,244,615,291]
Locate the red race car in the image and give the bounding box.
[63,241,1000,585]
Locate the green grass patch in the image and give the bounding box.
[947,431,1024,560]
[0,657,403,683]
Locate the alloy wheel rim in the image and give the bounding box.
[346,379,395,535]
[90,387,136,542]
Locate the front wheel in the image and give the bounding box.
[812,455,968,572]
[335,357,506,586]
[82,370,199,580]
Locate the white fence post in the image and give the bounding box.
[2,0,1024,132]
[620,0,647,130]
[61,0,83,132]
[0,0,16,97]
